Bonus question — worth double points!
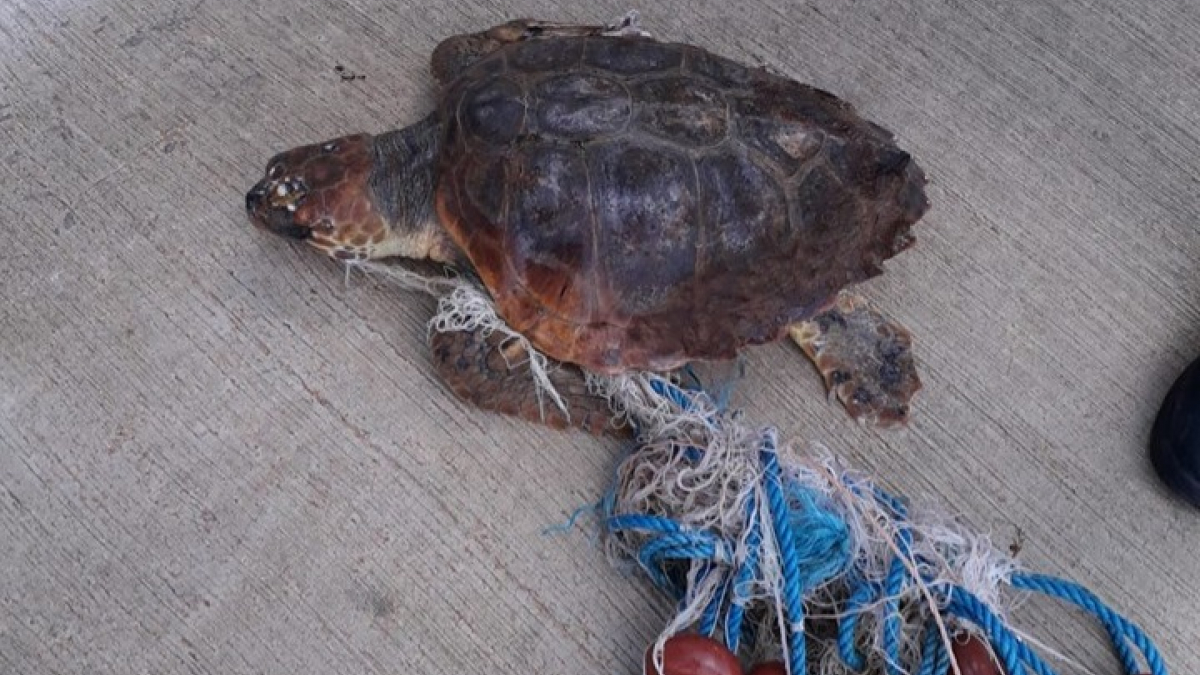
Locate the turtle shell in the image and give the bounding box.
[434,36,928,374]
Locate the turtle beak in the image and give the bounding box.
[245,180,267,211]
[245,178,311,240]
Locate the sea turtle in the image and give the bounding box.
[245,16,929,434]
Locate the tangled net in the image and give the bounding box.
[355,260,1167,675]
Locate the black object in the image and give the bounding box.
[1150,354,1200,507]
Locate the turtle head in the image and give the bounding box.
[246,134,391,262]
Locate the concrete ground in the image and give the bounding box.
[2,0,1198,673]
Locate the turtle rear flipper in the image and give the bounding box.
[789,292,921,427]
[430,326,623,436]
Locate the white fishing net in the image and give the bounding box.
[594,371,1018,675]
[354,260,1019,674]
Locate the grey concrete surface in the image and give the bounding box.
[2,0,1198,673]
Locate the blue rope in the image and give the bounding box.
[602,378,1169,675]
[785,484,853,590]
[724,490,762,653]
[837,579,877,671]
[760,430,808,675]
[918,618,949,675]
[945,585,1028,675]
[1010,573,1168,675]
[882,549,910,675]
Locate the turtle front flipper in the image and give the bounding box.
[430,326,623,436]
[430,13,650,84]
[788,292,921,427]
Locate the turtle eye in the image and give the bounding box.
[321,141,339,153]
[268,163,284,179]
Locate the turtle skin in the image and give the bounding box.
[432,34,929,375]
